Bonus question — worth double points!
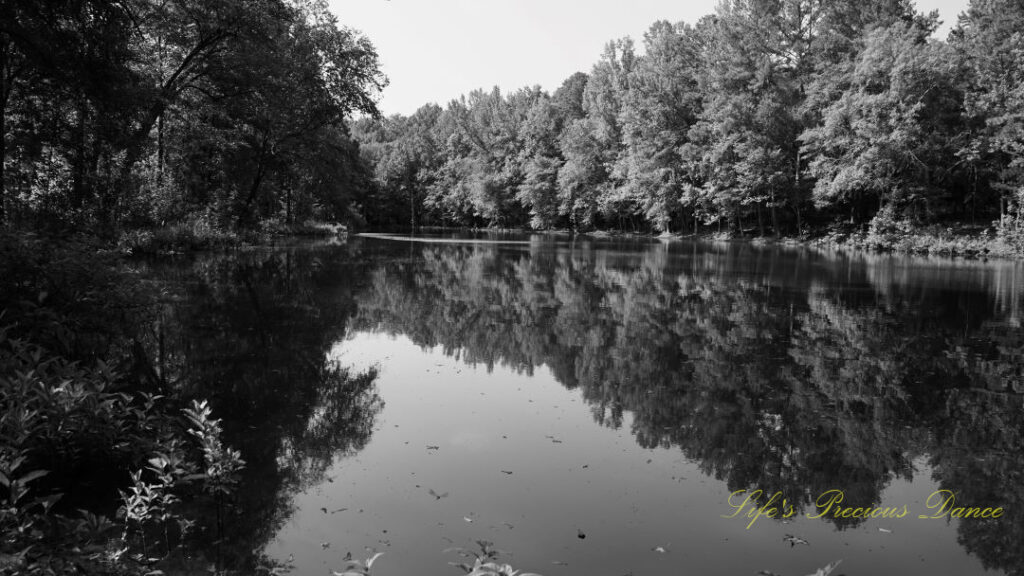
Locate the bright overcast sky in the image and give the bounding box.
[327,0,970,117]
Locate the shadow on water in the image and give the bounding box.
[136,242,383,573]
[142,235,1024,575]
[349,235,1024,575]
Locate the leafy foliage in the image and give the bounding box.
[1,0,384,234]
[352,0,1022,246]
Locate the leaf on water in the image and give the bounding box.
[783,534,809,547]
[366,552,384,569]
[805,560,842,576]
[878,527,892,533]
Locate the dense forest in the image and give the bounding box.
[3,0,1023,250]
[353,0,1024,248]
[0,0,384,239]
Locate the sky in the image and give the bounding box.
[327,0,971,117]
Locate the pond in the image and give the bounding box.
[141,233,1024,576]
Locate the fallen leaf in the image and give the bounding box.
[805,560,842,576]
[784,534,809,547]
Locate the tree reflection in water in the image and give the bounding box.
[350,237,1024,575]
[138,243,382,573]
[138,237,1024,575]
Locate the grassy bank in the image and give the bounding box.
[806,219,1024,258]
[117,217,348,255]
[574,217,1024,259]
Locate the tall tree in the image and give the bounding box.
[616,21,701,232]
[686,1,803,234]
[801,19,967,223]
[952,0,1024,220]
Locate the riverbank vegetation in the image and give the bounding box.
[1,0,386,571]
[353,0,1024,257]
[0,232,246,574]
[0,0,384,240]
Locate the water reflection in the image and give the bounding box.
[350,236,1024,575]
[143,236,1024,575]
[138,244,382,573]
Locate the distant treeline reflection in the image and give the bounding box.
[350,238,1024,575]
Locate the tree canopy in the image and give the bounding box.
[0,0,385,232]
[352,0,1024,240]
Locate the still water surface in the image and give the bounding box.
[145,233,1024,576]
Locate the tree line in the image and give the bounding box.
[353,0,1024,237]
[0,0,385,233]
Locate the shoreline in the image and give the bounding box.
[407,224,1024,260]
[107,220,1023,261]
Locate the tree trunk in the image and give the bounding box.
[72,98,88,209]
[0,95,4,224]
[286,185,292,225]
[0,34,18,225]
[409,187,416,230]
[0,37,6,224]
[0,84,5,225]
[157,112,164,187]
[770,189,778,236]
[242,163,266,226]
[116,99,168,223]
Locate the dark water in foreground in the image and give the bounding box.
[142,233,1024,576]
